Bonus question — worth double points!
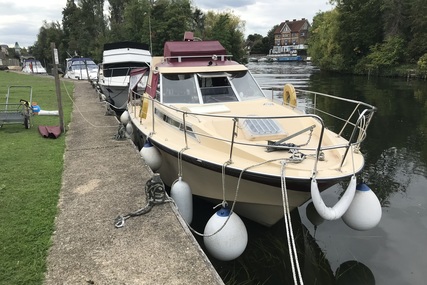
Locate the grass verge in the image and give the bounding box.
[0,71,74,284]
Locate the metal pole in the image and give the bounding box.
[149,12,152,54]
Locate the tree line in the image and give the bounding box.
[29,0,248,70]
[308,0,427,75]
[29,0,427,76]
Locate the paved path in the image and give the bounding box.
[44,81,224,285]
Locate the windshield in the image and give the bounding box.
[160,70,265,104]
[228,71,266,101]
[70,60,97,71]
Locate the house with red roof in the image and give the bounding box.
[271,18,310,61]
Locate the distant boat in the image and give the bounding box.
[63,57,98,82]
[22,59,47,74]
[276,55,303,62]
[97,41,151,116]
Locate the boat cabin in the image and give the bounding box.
[148,41,267,105]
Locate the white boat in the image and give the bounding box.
[22,59,47,74]
[126,33,378,227]
[63,57,98,82]
[98,42,151,116]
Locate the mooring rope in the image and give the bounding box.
[114,174,172,228]
[62,81,118,128]
[189,158,287,238]
[281,161,304,285]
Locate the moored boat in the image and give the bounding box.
[21,58,47,74]
[64,57,98,82]
[98,41,151,116]
[126,32,378,227]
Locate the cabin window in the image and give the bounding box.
[197,73,238,103]
[104,62,148,77]
[155,108,196,138]
[161,73,199,104]
[228,71,266,101]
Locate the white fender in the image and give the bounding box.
[342,183,382,231]
[140,140,162,171]
[311,175,357,220]
[125,122,133,135]
[171,177,193,225]
[204,208,248,261]
[120,110,130,125]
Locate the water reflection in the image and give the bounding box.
[249,61,319,89]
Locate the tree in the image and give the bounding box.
[408,0,427,62]
[191,8,206,39]
[148,0,193,55]
[308,10,345,71]
[364,36,406,71]
[77,0,106,60]
[32,21,64,71]
[108,0,129,29]
[204,11,246,63]
[32,0,248,65]
[62,0,80,57]
[122,0,149,43]
[335,0,383,70]
[381,0,410,39]
[247,34,269,55]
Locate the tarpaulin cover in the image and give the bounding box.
[38,126,62,139]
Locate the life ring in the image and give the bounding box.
[283,84,297,107]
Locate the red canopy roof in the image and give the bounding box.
[163,41,227,59]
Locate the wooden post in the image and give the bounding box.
[84,59,90,83]
[51,42,65,133]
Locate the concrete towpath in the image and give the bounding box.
[44,80,224,285]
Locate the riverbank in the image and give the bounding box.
[43,80,224,284]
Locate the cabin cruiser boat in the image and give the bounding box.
[63,57,98,82]
[126,33,377,227]
[21,59,47,74]
[98,42,151,116]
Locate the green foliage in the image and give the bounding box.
[336,0,383,69]
[308,10,345,71]
[418,53,427,72]
[247,32,272,55]
[308,0,427,75]
[30,0,248,67]
[363,36,406,72]
[31,21,64,72]
[203,10,246,63]
[408,0,427,61]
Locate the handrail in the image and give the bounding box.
[132,87,376,174]
[260,86,376,170]
[164,54,233,63]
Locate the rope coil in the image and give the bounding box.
[115,174,171,228]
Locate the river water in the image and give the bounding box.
[191,62,427,285]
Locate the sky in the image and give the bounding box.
[0,0,333,48]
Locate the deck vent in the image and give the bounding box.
[241,118,285,141]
